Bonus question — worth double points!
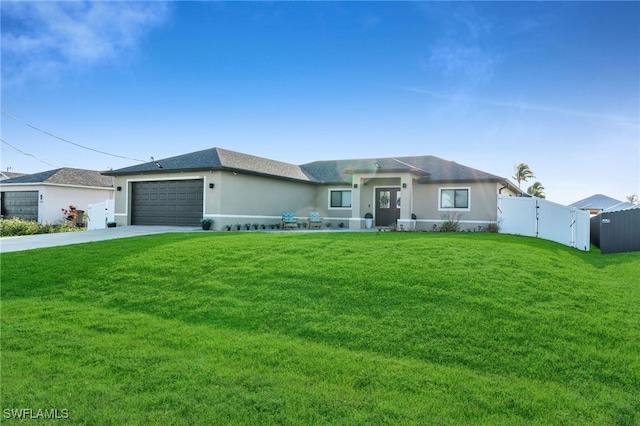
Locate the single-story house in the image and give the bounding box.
[569,194,640,216]
[0,168,115,225]
[1,170,26,181]
[103,147,523,230]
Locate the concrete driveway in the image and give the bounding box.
[0,226,201,253]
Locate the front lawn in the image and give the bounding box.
[1,232,639,424]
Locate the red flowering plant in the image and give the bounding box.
[61,205,78,227]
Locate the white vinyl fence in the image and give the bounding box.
[498,195,590,251]
[87,199,115,230]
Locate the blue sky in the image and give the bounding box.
[2,1,638,205]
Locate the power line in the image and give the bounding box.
[1,138,60,168]
[2,111,146,163]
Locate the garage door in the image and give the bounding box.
[131,180,203,226]
[1,191,38,221]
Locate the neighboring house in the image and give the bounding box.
[0,168,115,225]
[0,171,26,181]
[569,194,640,216]
[103,147,523,230]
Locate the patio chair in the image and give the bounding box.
[282,212,298,229]
[308,212,323,229]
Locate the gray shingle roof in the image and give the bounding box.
[0,168,114,188]
[603,202,640,212]
[569,194,624,210]
[301,155,505,184]
[569,194,640,213]
[105,147,509,186]
[103,147,315,182]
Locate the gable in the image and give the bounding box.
[104,147,315,183]
[301,155,505,184]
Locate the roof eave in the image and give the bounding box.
[0,182,114,189]
[103,166,318,185]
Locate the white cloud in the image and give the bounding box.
[427,44,495,86]
[1,1,172,86]
[416,3,498,88]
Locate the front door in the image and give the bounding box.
[375,188,401,226]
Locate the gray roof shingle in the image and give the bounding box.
[301,155,505,184]
[569,194,624,210]
[0,168,114,188]
[569,194,640,213]
[105,147,509,186]
[103,147,315,182]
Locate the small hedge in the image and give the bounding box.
[0,218,77,237]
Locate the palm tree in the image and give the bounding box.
[527,181,546,199]
[512,163,536,188]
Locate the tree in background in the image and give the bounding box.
[513,163,536,188]
[627,194,639,204]
[527,182,546,199]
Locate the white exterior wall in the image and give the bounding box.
[1,184,114,224]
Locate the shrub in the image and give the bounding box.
[0,218,75,237]
[61,205,79,227]
[440,220,460,232]
[439,212,462,232]
[483,222,500,233]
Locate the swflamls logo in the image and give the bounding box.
[3,408,69,419]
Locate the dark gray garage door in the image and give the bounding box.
[1,191,38,221]
[131,180,203,226]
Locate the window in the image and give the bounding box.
[439,188,469,210]
[330,190,352,208]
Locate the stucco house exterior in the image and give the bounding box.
[0,168,115,225]
[103,147,522,230]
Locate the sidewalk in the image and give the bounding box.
[0,226,200,253]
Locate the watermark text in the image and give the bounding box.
[3,408,69,420]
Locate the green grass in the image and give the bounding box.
[1,232,639,424]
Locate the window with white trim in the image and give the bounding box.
[439,188,470,210]
[329,190,352,208]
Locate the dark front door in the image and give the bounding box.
[375,188,401,226]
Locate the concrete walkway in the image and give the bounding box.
[0,226,200,253]
[0,225,383,254]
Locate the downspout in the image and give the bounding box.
[497,181,510,215]
[499,181,510,195]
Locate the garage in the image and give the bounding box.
[131,180,203,226]
[1,191,38,221]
